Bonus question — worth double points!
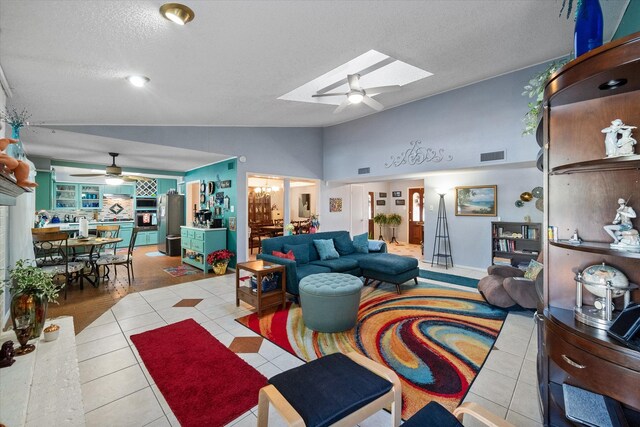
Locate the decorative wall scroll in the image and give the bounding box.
[384,140,453,168]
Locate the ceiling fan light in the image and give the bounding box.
[160,3,195,25]
[347,91,364,104]
[126,75,150,87]
[105,177,124,185]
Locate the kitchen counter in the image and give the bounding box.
[43,220,134,231]
[180,226,227,231]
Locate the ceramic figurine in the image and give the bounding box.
[604,198,640,249]
[568,229,582,244]
[601,119,637,158]
[0,138,38,187]
[0,340,16,368]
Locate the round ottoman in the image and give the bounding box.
[299,273,363,333]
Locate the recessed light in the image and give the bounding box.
[160,3,195,25]
[598,78,627,90]
[126,75,150,87]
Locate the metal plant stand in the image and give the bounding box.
[431,193,453,269]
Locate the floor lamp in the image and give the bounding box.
[431,189,453,269]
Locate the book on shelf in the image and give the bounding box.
[548,225,559,242]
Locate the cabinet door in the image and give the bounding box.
[54,183,79,209]
[157,179,177,196]
[35,171,52,210]
[80,184,102,210]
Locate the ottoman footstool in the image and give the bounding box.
[299,273,364,332]
[359,254,419,294]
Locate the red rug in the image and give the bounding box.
[131,319,267,426]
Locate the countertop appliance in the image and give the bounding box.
[136,211,158,230]
[136,197,157,210]
[157,193,184,254]
[195,209,212,226]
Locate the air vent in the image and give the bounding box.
[358,167,370,175]
[480,150,506,162]
[228,162,235,170]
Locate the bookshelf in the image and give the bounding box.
[491,221,541,268]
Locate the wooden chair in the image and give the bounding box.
[31,227,61,234]
[96,228,139,286]
[96,225,120,256]
[32,232,85,299]
[76,225,121,283]
[249,226,263,254]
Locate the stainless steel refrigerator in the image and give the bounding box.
[157,194,185,254]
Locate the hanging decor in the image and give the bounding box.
[385,141,452,168]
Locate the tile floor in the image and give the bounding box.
[75,261,543,427]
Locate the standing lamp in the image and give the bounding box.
[431,189,453,269]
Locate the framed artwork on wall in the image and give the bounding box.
[299,193,311,218]
[392,191,402,197]
[329,198,343,212]
[219,180,232,189]
[395,199,405,205]
[379,192,387,198]
[376,200,386,206]
[455,185,497,216]
[228,217,236,231]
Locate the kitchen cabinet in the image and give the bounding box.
[35,171,52,210]
[156,179,177,196]
[180,226,227,273]
[104,184,135,196]
[80,184,102,209]
[117,222,134,249]
[53,183,79,210]
[136,230,158,246]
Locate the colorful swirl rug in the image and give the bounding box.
[235,281,507,420]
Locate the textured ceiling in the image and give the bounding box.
[0,0,629,129]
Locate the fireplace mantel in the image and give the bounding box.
[0,166,29,206]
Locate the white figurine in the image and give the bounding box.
[601,119,637,158]
[604,198,640,249]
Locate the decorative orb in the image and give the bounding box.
[581,263,629,299]
[532,187,543,198]
[515,200,524,207]
[520,192,533,202]
[535,198,544,212]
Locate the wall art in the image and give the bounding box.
[299,193,311,218]
[329,198,343,212]
[376,200,386,206]
[228,217,236,231]
[379,192,387,198]
[385,140,453,168]
[392,191,402,197]
[219,180,232,189]
[455,185,497,216]
[395,199,405,206]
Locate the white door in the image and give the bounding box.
[350,184,366,235]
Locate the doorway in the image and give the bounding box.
[368,192,374,238]
[185,181,200,225]
[408,187,424,245]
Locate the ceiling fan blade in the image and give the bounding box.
[312,92,347,98]
[70,173,105,177]
[333,99,350,114]
[365,85,401,95]
[347,74,361,91]
[123,175,151,181]
[362,95,384,111]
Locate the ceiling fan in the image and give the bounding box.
[70,152,151,183]
[312,74,401,114]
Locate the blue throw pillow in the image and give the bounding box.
[283,243,310,264]
[313,239,340,260]
[333,233,355,256]
[352,232,369,253]
[368,240,385,252]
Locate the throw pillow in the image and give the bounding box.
[283,243,310,264]
[352,232,369,253]
[272,250,295,261]
[313,239,340,260]
[368,240,385,252]
[333,233,355,255]
[524,259,543,280]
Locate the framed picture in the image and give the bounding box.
[329,198,343,212]
[392,191,402,197]
[228,217,236,231]
[379,192,387,198]
[299,193,311,218]
[455,185,497,216]
[376,200,386,206]
[219,180,232,189]
[395,199,405,205]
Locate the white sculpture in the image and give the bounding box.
[603,198,640,249]
[601,119,637,158]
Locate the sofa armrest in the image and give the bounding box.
[487,265,525,278]
[368,240,388,253]
[256,254,299,295]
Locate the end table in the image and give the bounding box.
[236,260,286,316]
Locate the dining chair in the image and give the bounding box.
[75,225,121,284]
[32,227,64,265]
[96,225,120,256]
[32,232,85,299]
[249,226,263,254]
[97,228,139,286]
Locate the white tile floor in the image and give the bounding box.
[77,264,543,427]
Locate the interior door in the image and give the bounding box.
[409,188,424,245]
[368,192,374,238]
[350,185,365,236]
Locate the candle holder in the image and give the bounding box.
[14,315,36,356]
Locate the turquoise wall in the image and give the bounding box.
[613,0,640,39]
[184,159,238,268]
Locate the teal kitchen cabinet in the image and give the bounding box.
[180,226,227,273]
[136,230,159,246]
[157,178,177,196]
[79,184,102,210]
[35,171,52,210]
[117,222,134,248]
[53,183,79,210]
[104,184,135,196]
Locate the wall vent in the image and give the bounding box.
[358,167,371,175]
[228,162,235,170]
[480,150,506,162]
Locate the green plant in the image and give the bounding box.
[9,259,60,303]
[559,0,582,19]
[387,213,402,227]
[373,213,388,225]
[521,59,569,136]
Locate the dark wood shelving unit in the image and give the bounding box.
[550,240,640,259]
[491,221,541,268]
[549,155,640,175]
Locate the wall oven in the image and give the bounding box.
[136,212,157,229]
[136,197,157,210]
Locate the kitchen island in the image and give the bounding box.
[180,226,227,273]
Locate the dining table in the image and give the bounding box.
[67,236,123,286]
[259,225,285,237]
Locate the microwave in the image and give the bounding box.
[136,212,157,228]
[136,197,157,209]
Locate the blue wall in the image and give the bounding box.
[613,0,640,39]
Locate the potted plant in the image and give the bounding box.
[284,223,295,236]
[309,214,320,233]
[387,213,402,244]
[373,213,388,241]
[9,259,61,339]
[207,249,235,275]
[522,59,568,137]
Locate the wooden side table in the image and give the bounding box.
[236,260,286,316]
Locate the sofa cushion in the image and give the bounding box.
[352,232,369,253]
[358,253,418,274]
[503,277,538,309]
[313,239,340,260]
[296,264,332,281]
[524,259,543,280]
[368,240,385,252]
[284,243,310,265]
[477,275,516,308]
[272,250,295,261]
[333,233,355,256]
[310,257,360,273]
[342,252,376,262]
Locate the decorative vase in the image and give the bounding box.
[212,260,229,275]
[11,292,48,339]
[309,226,317,234]
[6,126,27,161]
[574,0,603,58]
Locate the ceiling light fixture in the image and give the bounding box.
[347,90,364,104]
[105,176,124,185]
[126,75,150,87]
[160,3,195,25]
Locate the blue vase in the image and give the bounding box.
[574,0,603,57]
[6,125,26,161]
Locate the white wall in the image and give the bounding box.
[0,83,7,320]
[289,184,318,221]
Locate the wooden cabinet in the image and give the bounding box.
[541,32,640,424]
[491,221,541,268]
[180,227,227,273]
[248,189,271,224]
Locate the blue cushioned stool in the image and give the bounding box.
[257,352,402,427]
[299,273,363,332]
[403,401,514,427]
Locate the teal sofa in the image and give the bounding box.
[257,230,418,296]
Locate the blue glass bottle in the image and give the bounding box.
[6,125,27,161]
[574,0,603,57]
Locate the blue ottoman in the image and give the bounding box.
[359,253,419,294]
[299,273,363,332]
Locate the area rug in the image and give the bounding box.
[145,251,166,257]
[131,319,267,427]
[163,265,199,277]
[236,281,506,419]
[418,269,480,288]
